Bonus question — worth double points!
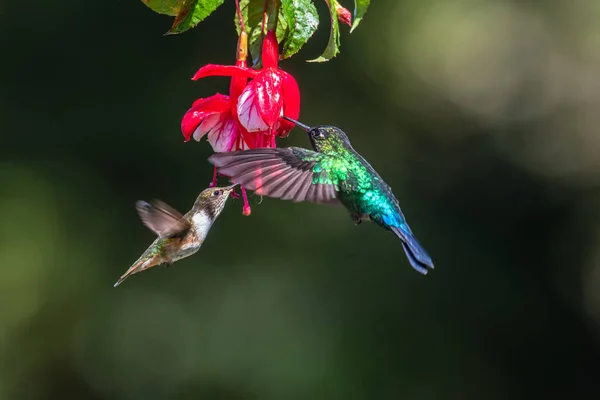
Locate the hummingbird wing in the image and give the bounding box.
[209,147,340,204]
[135,200,191,237]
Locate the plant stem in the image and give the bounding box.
[235,0,246,33]
[266,0,280,33]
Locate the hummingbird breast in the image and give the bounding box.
[165,211,213,262]
[190,210,214,242]
[340,184,396,222]
[167,233,203,262]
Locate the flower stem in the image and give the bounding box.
[235,0,246,33]
[261,3,268,37]
[266,0,280,33]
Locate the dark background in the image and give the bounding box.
[2,0,600,399]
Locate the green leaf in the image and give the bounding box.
[280,0,319,59]
[307,0,340,62]
[234,0,288,67]
[141,0,184,16]
[275,7,289,52]
[350,0,370,33]
[167,0,225,35]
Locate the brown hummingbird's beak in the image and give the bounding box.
[282,116,313,132]
[225,183,239,192]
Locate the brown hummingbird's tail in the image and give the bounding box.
[114,256,156,287]
[113,273,132,288]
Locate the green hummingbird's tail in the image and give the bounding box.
[390,226,434,275]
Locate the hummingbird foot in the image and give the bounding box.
[350,212,363,225]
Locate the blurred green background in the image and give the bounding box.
[2,0,600,398]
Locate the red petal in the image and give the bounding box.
[254,70,284,129]
[191,97,208,108]
[192,64,257,81]
[229,75,248,102]
[237,83,270,132]
[261,30,279,69]
[181,94,229,141]
[276,72,301,137]
[239,130,263,149]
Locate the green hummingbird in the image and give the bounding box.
[208,117,434,274]
[114,185,236,287]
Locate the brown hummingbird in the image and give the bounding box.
[114,184,237,287]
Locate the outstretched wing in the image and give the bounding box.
[135,200,190,237]
[209,147,340,204]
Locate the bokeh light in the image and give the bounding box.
[2,0,600,398]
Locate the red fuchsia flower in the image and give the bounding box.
[190,29,300,148]
[180,26,300,216]
[181,33,252,154]
[236,30,300,146]
[181,32,254,215]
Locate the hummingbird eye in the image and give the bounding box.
[311,130,325,140]
[213,190,221,196]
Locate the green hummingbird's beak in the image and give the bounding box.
[282,116,313,132]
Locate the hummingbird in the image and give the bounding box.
[208,117,434,274]
[114,185,236,287]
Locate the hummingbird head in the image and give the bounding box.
[194,184,237,219]
[281,116,351,153]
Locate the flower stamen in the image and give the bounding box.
[241,186,251,216]
[209,165,218,188]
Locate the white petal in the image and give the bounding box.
[208,118,237,152]
[240,137,250,150]
[237,86,269,132]
[193,113,220,142]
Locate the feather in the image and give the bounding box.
[135,200,190,237]
[391,225,434,274]
[264,169,300,197]
[209,148,339,204]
